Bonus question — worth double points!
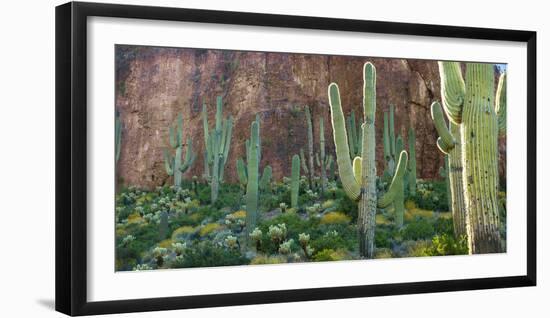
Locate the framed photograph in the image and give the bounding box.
[55,1,536,316]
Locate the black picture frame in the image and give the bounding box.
[55,1,537,316]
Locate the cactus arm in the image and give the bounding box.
[115,114,122,163]
[395,135,404,155]
[176,113,183,146]
[352,156,362,184]
[438,61,465,124]
[328,83,361,201]
[378,151,408,208]
[496,72,507,136]
[236,158,248,185]
[430,101,456,152]
[383,111,390,161]
[179,137,196,173]
[163,149,174,176]
[299,148,309,174]
[389,104,396,156]
[291,154,300,208]
[260,165,272,190]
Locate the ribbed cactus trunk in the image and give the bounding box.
[448,122,467,238]
[462,64,502,254]
[305,107,315,190]
[357,66,378,257]
[319,117,327,194]
[291,154,300,208]
[245,121,260,239]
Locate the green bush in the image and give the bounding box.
[425,234,469,256]
[401,217,435,241]
[171,241,248,268]
[413,180,449,211]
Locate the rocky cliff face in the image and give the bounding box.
[115,46,504,189]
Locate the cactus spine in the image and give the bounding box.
[203,96,233,203]
[291,154,300,208]
[245,121,260,238]
[163,113,196,188]
[407,127,417,196]
[431,101,467,238]
[437,62,506,253]
[328,62,408,258]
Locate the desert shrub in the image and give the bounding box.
[199,223,222,237]
[320,212,351,225]
[374,248,393,259]
[312,249,348,262]
[433,217,454,236]
[413,180,449,211]
[212,183,243,209]
[425,234,469,256]
[310,229,352,253]
[171,225,196,241]
[404,240,432,257]
[334,193,358,221]
[401,217,435,241]
[250,254,287,265]
[171,241,247,268]
[375,226,398,249]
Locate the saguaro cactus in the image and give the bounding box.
[407,127,417,196]
[300,106,315,189]
[235,116,271,192]
[245,121,260,238]
[203,96,233,203]
[163,113,196,188]
[437,62,506,254]
[328,62,408,258]
[291,154,300,208]
[115,113,122,163]
[315,117,333,194]
[431,101,467,238]
[383,105,397,174]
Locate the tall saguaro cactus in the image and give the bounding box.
[235,115,271,192]
[245,121,260,239]
[407,127,417,196]
[316,117,333,194]
[431,101,467,238]
[291,154,300,208]
[115,113,122,163]
[300,106,315,189]
[437,62,506,254]
[163,113,196,188]
[203,96,233,203]
[328,62,408,258]
[383,105,397,174]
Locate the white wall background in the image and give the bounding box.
[0,0,546,317]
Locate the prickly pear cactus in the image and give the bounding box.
[328,62,408,258]
[437,62,506,253]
